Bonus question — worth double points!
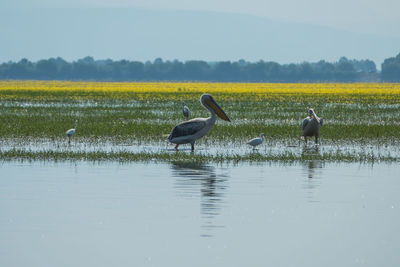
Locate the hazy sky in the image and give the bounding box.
[3,0,399,37]
[1,0,399,64]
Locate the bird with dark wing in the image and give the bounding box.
[168,94,230,151]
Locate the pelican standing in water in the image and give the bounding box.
[182,102,190,120]
[66,120,78,144]
[247,133,265,149]
[302,109,323,145]
[168,94,230,151]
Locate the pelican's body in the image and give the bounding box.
[168,94,230,150]
[302,109,323,145]
[247,133,265,148]
[66,120,78,144]
[182,103,190,120]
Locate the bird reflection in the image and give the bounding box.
[302,144,320,154]
[304,160,323,179]
[302,160,324,203]
[171,161,228,237]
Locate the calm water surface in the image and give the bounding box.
[1,160,399,267]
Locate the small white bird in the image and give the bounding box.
[66,120,78,144]
[182,102,190,120]
[247,133,265,149]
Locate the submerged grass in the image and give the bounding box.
[1,81,399,162]
[1,148,398,163]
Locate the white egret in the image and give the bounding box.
[182,103,190,120]
[66,120,78,144]
[247,133,265,149]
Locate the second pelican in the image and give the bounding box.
[302,108,323,145]
[168,94,230,151]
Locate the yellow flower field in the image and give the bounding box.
[0,81,399,103]
[1,80,400,94]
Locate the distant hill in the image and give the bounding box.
[0,8,399,65]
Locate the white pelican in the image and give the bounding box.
[182,102,190,120]
[302,109,323,145]
[66,120,78,144]
[247,133,265,148]
[168,94,230,150]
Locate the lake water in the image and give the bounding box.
[1,160,399,267]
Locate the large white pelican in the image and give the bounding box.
[168,94,230,150]
[302,109,323,145]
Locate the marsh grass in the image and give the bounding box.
[1,148,398,163]
[1,81,399,162]
[1,99,399,140]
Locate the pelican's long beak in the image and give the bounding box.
[310,111,320,123]
[206,98,231,122]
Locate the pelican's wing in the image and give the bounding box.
[168,120,206,140]
[319,118,323,126]
[302,117,310,131]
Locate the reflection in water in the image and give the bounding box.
[302,160,324,202]
[302,145,320,155]
[171,161,228,237]
[304,160,324,179]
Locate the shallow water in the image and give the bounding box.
[1,160,400,267]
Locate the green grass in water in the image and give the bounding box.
[1,90,399,162]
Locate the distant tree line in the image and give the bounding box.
[381,53,400,82]
[0,54,398,82]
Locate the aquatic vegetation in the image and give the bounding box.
[0,81,399,162]
[1,148,398,163]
